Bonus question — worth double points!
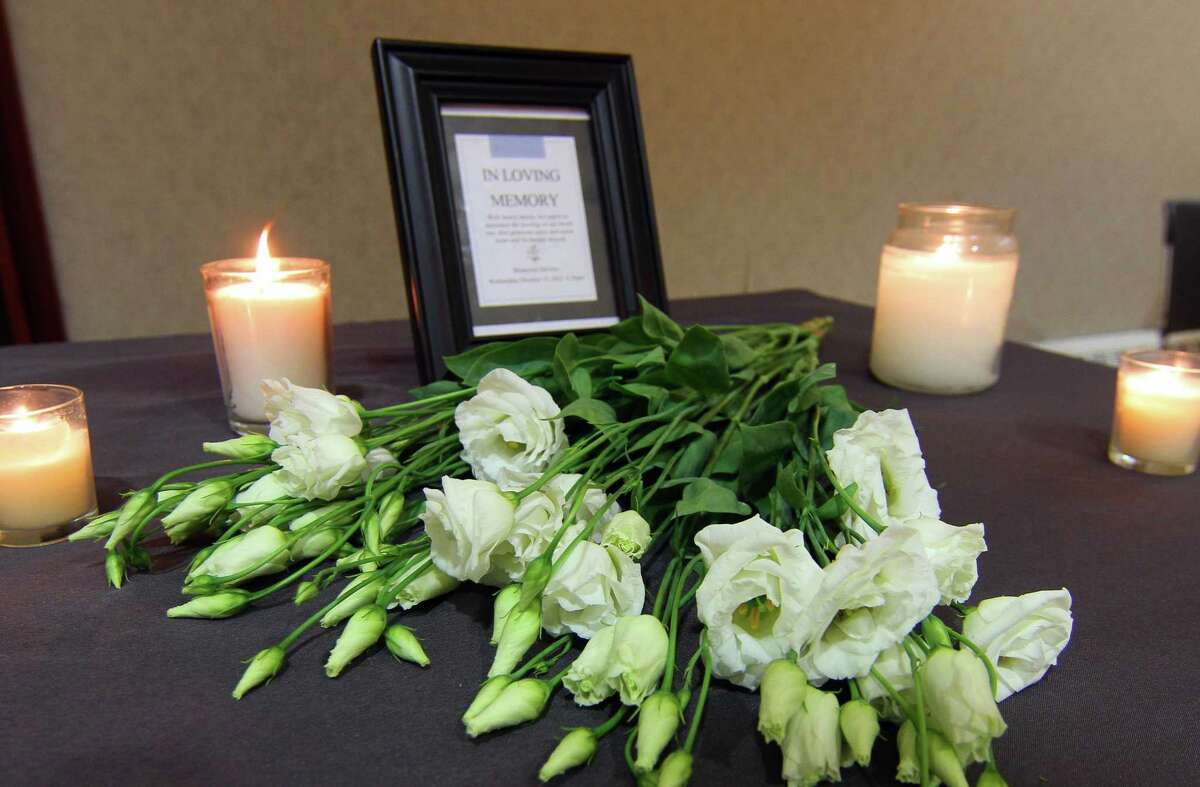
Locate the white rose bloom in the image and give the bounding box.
[481,474,612,586]
[454,368,568,490]
[420,477,516,582]
[857,644,915,722]
[921,647,1007,763]
[894,517,987,605]
[694,516,824,690]
[273,434,368,501]
[262,378,362,445]
[802,527,939,681]
[962,588,1073,701]
[826,409,940,539]
[542,529,644,639]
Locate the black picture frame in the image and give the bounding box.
[372,39,667,382]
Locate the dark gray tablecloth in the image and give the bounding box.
[3,290,1195,786]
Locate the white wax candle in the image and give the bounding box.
[870,244,1018,393]
[1112,367,1200,466]
[0,414,96,530]
[209,276,329,423]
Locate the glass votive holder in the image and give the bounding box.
[869,203,1020,394]
[1108,350,1200,475]
[201,255,331,435]
[0,384,98,546]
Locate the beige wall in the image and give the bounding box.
[7,0,1198,342]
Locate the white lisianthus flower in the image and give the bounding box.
[894,517,987,605]
[826,409,940,538]
[188,525,289,583]
[563,614,668,707]
[962,588,1073,701]
[420,477,517,582]
[481,474,613,586]
[694,516,824,690]
[856,644,915,722]
[262,378,362,445]
[802,527,939,681]
[273,434,368,501]
[454,368,568,490]
[921,647,1007,763]
[542,530,644,639]
[364,447,399,477]
[600,511,652,560]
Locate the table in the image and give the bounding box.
[4,290,1196,785]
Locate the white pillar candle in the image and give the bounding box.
[202,228,331,433]
[1109,351,1200,475]
[0,386,97,543]
[870,244,1018,393]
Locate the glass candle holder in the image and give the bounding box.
[201,256,332,435]
[869,204,1019,394]
[0,384,98,546]
[1108,350,1200,475]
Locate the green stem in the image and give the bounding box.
[903,638,931,787]
[683,631,713,753]
[593,706,629,738]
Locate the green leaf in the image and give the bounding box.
[720,335,757,370]
[558,397,616,426]
[408,380,463,400]
[774,462,810,514]
[570,367,593,400]
[738,421,796,499]
[673,478,752,519]
[630,421,706,453]
[639,296,684,347]
[671,429,718,479]
[665,325,731,395]
[444,337,559,385]
[614,382,669,413]
[711,431,743,475]
[815,486,853,521]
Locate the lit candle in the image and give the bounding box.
[202,227,331,434]
[0,385,97,546]
[869,204,1019,394]
[1109,350,1200,475]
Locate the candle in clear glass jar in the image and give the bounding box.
[0,385,97,546]
[870,204,1019,395]
[1108,350,1200,475]
[202,228,331,434]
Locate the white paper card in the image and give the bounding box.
[454,133,598,307]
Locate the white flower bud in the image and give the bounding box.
[538,728,597,782]
[463,675,513,723]
[657,750,693,787]
[758,658,809,746]
[929,729,969,787]
[388,564,460,610]
[203,434,277,461]
[319,574,385,627]
[600,510,652,560]
[839,698,880,767]
[162,481,233,529]
[325,604,388,677]
[781,688,841,787]
[384,623,430,667]
[187,526,289,585]
[232,646,285,699]
[489,604,540,677]
[921,648,1007,764]
[105,489,154,548]
[167,589,251,619]
[464,678,551,737]
[634,690,681,772]
[491,584,522,645]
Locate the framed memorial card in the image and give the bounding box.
[373,41,667,381]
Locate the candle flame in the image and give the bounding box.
[254,225,278,286]
[3,405,44,433]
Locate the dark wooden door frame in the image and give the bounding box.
[0,1,65,344]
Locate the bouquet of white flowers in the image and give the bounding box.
[75,300,1072,786]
